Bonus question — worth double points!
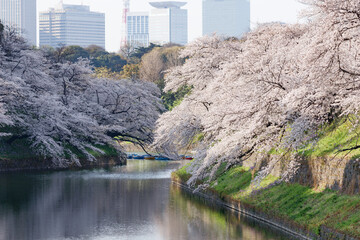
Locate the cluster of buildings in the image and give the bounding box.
[0,0,37,45]
[39,4,105,48]
[0,0,250,50]
[125,1,188,48]
[125,0,250,48]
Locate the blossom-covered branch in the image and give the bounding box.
[154,0,360,185]
[0,23,162,166]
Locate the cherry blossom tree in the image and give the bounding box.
[154,0,360,185]
[0,23,162,166]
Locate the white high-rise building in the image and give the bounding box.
[203,0,250,38]
[0,0,37,45]
[39,4,105,49]
[149,2,187,46]
[127,12,149,48]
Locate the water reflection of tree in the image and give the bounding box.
[0,171,170,240]
[153,186,291,240]
[0,164,292,240]
[0,216,6,240]
[124,160,171,173]
[0,174,37,212]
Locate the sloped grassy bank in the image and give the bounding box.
[172,167,360,240]
[0,137,126,172]
[172,118,360,240]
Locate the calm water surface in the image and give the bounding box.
[0,160,296,240]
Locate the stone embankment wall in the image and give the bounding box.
[243,152,360,194]
[286,155,360,194]
[319,226,359,240]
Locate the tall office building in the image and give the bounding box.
[127,12,149,48]
[203,0,250,38]
[149,2,187,46]
[39,4,105,49]
[0,0,37,45]
[121,0,130,48]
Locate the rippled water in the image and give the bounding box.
[0,160,297,240]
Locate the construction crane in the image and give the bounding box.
[120,0,130,48]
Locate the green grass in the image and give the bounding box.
[62,143,119,160]
[172,162,192,182]
[191,132,205,145]
[171,116,360,238]
[86,144,118,157]
[214,162,228,177]
[266,116,360,161]
[161,85,193,111]
[210,166,252,197]
[243,183,360,236]
[173,164,360,237]
[298,117,360,159]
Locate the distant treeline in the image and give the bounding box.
[42,43,191,110]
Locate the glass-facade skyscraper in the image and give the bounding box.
[39,4,105,49]
[127,12,149,48]
[0,0,37,45]
[149,2,188,46]
[203,0,250,38]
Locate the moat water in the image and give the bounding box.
[0,160,297,240]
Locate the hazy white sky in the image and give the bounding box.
[37,0,308,52]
